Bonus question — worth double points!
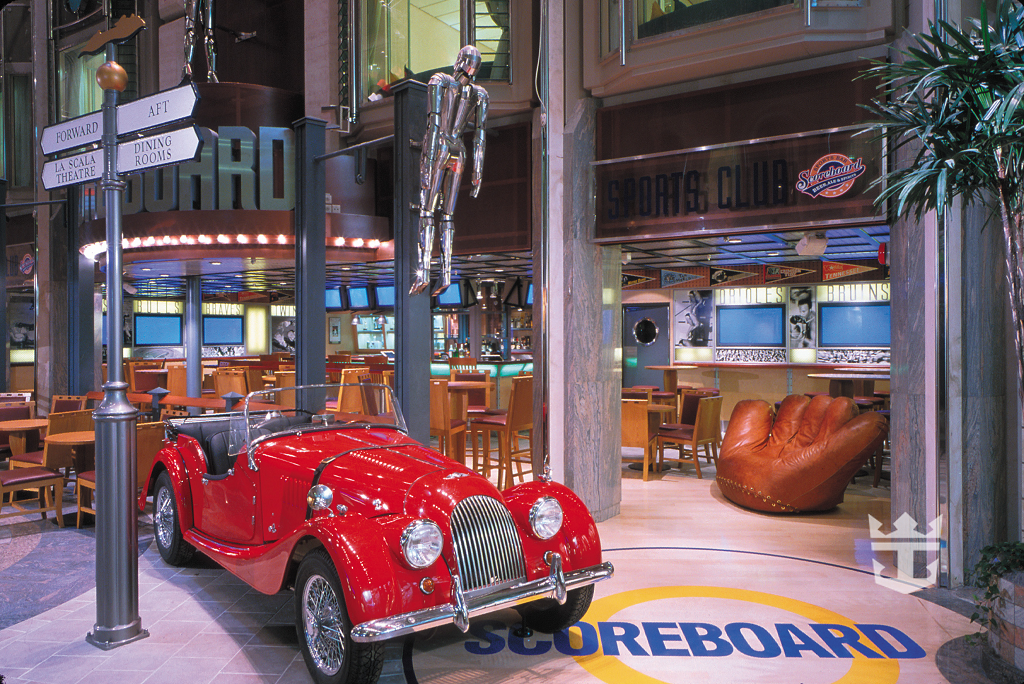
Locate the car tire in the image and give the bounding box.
[295,549,384,684]
[523,584,595,633]
[153,471,195,566]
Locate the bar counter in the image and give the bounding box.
[667,362,890,419]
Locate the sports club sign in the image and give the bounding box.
[463,587,922,683]
[594,126,882,243]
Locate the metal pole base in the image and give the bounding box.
[86,621,149,650]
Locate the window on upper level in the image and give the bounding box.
[2,4,32,188]
[360,0,511,103]
[57,45,105,120]
[604,0,795,48]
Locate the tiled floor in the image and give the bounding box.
[0,457,997,683]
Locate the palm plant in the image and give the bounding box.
[862,0,1024,393]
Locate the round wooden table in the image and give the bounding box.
[45,430,97,473]
[446,380,494,421]
[0,418,49,455]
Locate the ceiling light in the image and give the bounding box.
[352,238,364,247]
[768,252,779,256]
[727,237,742,243]
[210,261,221,266]
[142,268,151,272]
[257,235,268,244]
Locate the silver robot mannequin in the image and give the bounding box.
[183,0,218,82]
[411,45,489,295]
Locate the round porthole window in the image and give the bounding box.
[633,318,658,346]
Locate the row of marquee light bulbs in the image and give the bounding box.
[80,234,390,261]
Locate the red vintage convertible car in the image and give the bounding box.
[140,383,613,684]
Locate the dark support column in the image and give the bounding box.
[294,118,327,389]
[185,275,202,402]
[0,178,7,392]
[67,185,95,394]
[391,81,429,444]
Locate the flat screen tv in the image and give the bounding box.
[502,278,526,308]
[326,288,344,310]
[375,284,395,308]
[525,282,533,306]
[716,305,785,347]
[347,285,372,310]
[134,314,184,346]
[435,280,463,307]
[818,302,891,347]
[203,316,245,346]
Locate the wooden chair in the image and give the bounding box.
[212,368,248,398]
[77,421,164,528]
[165,362,188,398]
[448,357,478,374]
[0,392,33,404]
[274,370,297,408]
[470,375,533,489]
[50,395,87,413]
[622,398,658,481]
[336,368,370,412]
[160,408,190,420]
[656,395,724,479]
[127,360,163,393]
[243,367,266,393]
[1,466,65,528]
[429,379,467,463]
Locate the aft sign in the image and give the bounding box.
[39,82,199,155]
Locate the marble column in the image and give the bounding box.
[553,98,622,522]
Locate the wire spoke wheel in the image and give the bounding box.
[154,486,174,549]
[303,574,345,675]
[294,549,383,684]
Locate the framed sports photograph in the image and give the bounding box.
[329,316,342,344]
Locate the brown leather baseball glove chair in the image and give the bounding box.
[715,394,889,513]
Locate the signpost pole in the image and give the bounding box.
[87,44,146,650]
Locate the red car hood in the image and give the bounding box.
[256,427,496,518]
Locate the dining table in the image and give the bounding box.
[44,430,96,474]
[0,418,49,455]
[446,380,495,422]
[806,373,891,399]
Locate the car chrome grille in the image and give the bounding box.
[450,495,527,591]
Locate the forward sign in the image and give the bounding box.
[39,83,199,156]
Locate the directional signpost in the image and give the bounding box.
[38,32,202,652]
[40,82,198,157]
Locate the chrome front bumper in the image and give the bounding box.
[350,558,614,643]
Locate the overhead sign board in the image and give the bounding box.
[39,83,199,156]
[40,111,103,156]
[116,125,202,175]
[41,148,105,190]
[116,83,199,138]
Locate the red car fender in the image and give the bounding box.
[502,480,603,571]
[303,513,403,626]
[137,444,195,531]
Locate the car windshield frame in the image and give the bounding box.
[234,383,408,471]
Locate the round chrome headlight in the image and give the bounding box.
[306,484,333,511]
[401,520,443,569]
[530,497,563,540]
